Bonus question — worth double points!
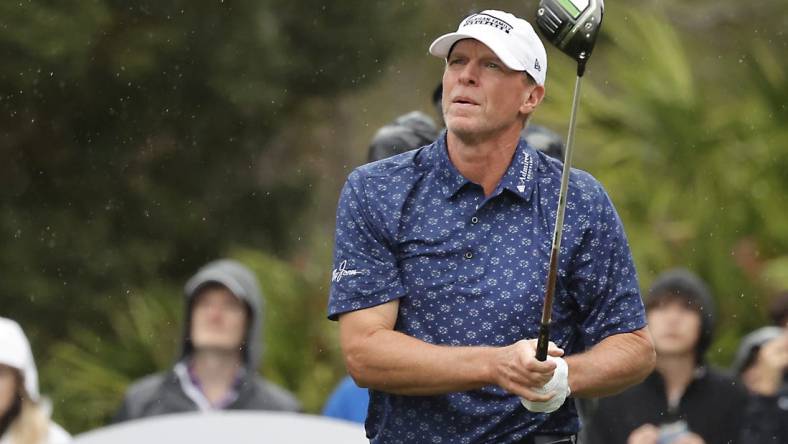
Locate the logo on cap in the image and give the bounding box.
[534,59,541,72]
[462,13,513,34]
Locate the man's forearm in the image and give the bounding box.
[344,327,497,396]
[340,300,596,399]
[566,327,655,398]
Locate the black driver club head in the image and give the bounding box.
[536,0,604,73]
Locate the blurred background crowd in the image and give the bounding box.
[1,0,787,442]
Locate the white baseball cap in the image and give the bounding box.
[429,10,548,86]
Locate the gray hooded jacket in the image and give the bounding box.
[114,260,300,422]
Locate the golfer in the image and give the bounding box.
[328,10,655,444]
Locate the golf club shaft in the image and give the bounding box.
[536,73,584,361]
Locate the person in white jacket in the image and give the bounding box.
[0,317,70,444]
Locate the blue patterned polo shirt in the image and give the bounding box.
[328,133,646,443]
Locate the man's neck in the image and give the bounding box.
[190,349,243,404]
[655,352,697,408]
[446,125,522,197]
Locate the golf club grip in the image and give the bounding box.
[535,322,550,361]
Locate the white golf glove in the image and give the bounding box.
[520,356,570,413]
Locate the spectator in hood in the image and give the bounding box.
[585,269,747,444]
[114,259,300,421]
[367,111,439,163]
[522,124,564,162]
[0,317,71,444]
[733,298,788,443]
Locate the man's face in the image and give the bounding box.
[647,298,702,358]
[0,364,17,417]
[190,286,248,352]
[442,39,542,141]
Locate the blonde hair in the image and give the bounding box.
[5,371,48,444]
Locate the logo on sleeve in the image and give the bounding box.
[332,260,366,282]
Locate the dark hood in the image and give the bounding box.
[180,259,264,369]
[522,124,564,161]
[645,268,716,364]
[731,326,784,376]
[367,111,438,163]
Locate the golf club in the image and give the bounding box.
[534,0,604,362]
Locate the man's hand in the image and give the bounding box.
[520,355,570,412]
[627,424,706,444]
[672,432,705,444]
[627,424,659,444]
[748,333,788,395]
[492,339,564,402]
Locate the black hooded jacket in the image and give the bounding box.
[734,326,788,444]
[583,368,747,444]
[114,260,300,421]
[583,269,747,444]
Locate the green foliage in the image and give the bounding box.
[44,285,182,430]
[0,0,417,373]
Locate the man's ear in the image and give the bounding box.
[519,84,545,115]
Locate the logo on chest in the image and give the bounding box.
[517,154,534,193]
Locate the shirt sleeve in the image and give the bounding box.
[327,170,406,320]
[570,180,647,347]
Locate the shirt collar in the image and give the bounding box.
[434,132,471,199]
[435,132,538,202]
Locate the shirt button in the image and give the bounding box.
[464,251,473,259]
[470,216,479,224]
